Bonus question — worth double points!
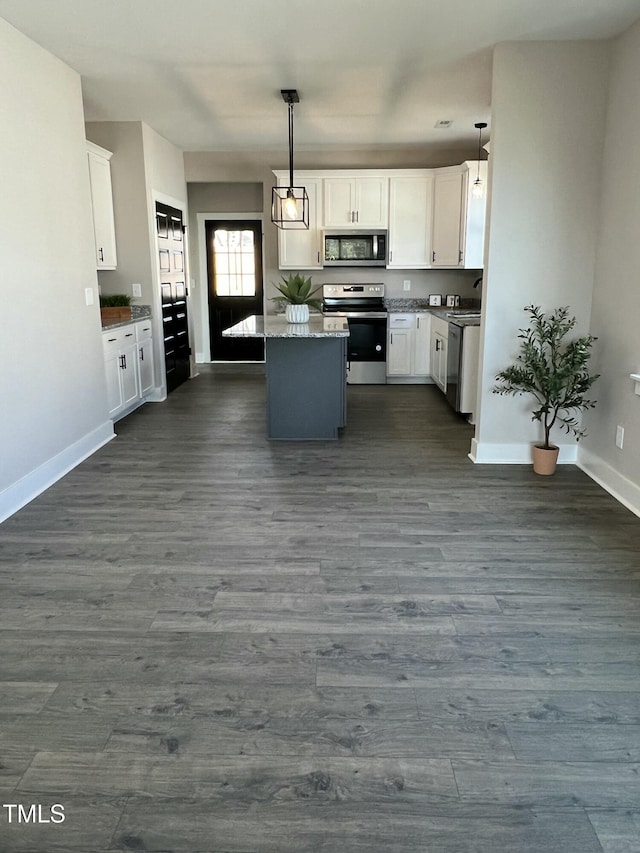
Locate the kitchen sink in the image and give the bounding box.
[446,310,482,319]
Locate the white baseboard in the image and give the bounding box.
[0,421,115,523]
[578,447,640,518]
[469,438,578,464]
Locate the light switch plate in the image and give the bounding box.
[131,283,142,298]
[84,287,94,306]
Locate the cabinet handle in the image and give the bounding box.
[435,339,440,351]
[417,317,420,329]
[432,251,436,263]
[389,250,393,262]
[355,211,359,223]
[107,337,117,342]
[317,251,320,263]
[98,248,104,262]
[459,250,463,263]
[119,354,126,369]
[125,332,134,337]
[140,346,144,361]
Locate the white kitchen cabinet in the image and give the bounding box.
[431,169,464,267]
[388,175,433,269]
[387,314,414,376]
[87,141,117,269]
[102,321,154,420]
[273,172,322,270]
[431,162,487,269]
[323,175,388,228]
[413,312,431,376]
[135,319,155,396]
[387,312,431,381]
[430,315,449,392]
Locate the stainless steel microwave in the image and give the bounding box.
[322,230,387,267]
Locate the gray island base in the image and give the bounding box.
[222,315,349,439]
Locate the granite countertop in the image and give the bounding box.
[101,304,152,331]
[223,315,350,339]
[385,298,481,313]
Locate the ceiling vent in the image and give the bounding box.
[434,120,453,129]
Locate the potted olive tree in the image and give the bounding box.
[272,274,322,323]
[493,305,599,475]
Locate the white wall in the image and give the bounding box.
[473,41,610,464]
[579,19,640,515]
[0,18,113,522]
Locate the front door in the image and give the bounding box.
[206,220,264,361]
[156,202,191,393]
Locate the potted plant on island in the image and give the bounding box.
[493,305,599,475]
[100,293,133,324]
[272,274,322,324]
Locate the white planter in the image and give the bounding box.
[285,304,309,323]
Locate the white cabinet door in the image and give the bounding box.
[87,143,117,269]
[413,313,431,376]
[277,177,322,269]
[323,178,354,227]
[137,340,155,396]
[388,175,433,269]
[431,170,463,267]
[354,177,388,228]
[460,161,488,269]
[323,176,388,228]
[104,349,124,417]
[387,313,415,376]
[135,320,155,396]
[430,315,449,391]
[121,340,139,408]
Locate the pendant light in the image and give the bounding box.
[271,90,309,229]
[471,122,487,199]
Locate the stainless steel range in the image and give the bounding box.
[322,283,387,384]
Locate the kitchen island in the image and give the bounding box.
[223,314,349,439]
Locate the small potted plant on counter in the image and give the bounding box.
[493,305,599,475]
[272,274,322,324]
[99,293,132,323]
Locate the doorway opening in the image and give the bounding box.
[206,220,264,361]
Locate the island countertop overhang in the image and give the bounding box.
[222,315,349,338]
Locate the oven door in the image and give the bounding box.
[345,316,387,384]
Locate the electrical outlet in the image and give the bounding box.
[403,280,411,291]
[616,425,624,449]
[131,282,142,298]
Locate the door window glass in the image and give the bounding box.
[213,229,256,297]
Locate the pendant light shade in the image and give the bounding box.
[271,90,309,229]
[471,122,487,199]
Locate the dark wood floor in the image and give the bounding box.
[2,369,640,852]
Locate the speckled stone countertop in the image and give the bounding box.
[101,304,151,331]
[223,315,349,338]
[385,298,481,313]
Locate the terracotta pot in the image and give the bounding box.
[532,444,559,476]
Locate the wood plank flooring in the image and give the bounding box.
[1,368,640,852]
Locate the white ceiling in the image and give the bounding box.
[2,0,640,154]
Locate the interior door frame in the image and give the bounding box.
[151,191,196,399]
[197,211,266,362]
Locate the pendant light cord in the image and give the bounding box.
[288,101,294,189]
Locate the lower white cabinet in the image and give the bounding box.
[102,320,154,420]
[430,315,449,392]
[135,319,155,396]
[387,312,431,381]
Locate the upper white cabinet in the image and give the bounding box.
[431,161,487,269]
[388,174,433,269]
[273,172,322,270]
[87,141,117,270]
[323,175,388,228]
[272,163,487,270]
